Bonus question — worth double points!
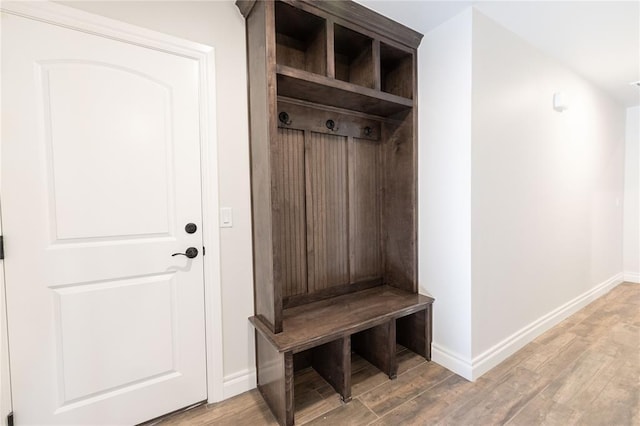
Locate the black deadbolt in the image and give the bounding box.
[185,223,197,234]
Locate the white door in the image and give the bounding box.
[1,10,207,425]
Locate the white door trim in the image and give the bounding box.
[0,0,225,405]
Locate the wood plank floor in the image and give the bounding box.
[152,283,639,425]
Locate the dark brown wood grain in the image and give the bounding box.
[293,350,312,372]
[279,0,423,49]
[256,331,293,425]
[274,106,382,305]
[334,24,374,88]
[372,40,381,91]
[380,47,419,294]
[426,304,432,361]
[351,137,382,282]
[284,352,294,425]
[396,308,429,360]
[283,277,382,309]
[275,1,326,75]
[352,321,397,379]
[276,65,412,117]
[264,0,285,333]
[311,337,352,402]
[306,131,349,294]
[239,2,426,423]
[305,27,326,76]
[278,96,404,126]
[245,0,281,333]
[251,286,433,353]
[239,1,422,59]
[326,18,335,79]
[273,128,307,298]
[381,112,416,293]
[277,100,381,141]
[380,43,414,99]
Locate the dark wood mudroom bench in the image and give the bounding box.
[238,0,428,424]
[250,286,433,426]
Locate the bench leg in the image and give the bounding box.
[256,332,294,426]
[312,337,352,402]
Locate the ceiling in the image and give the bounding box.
[357,1,640,108]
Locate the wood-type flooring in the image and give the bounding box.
[152,282,639,425]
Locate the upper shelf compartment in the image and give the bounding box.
[276,65,412,117]
[275,1,326,76]
[272,1,415,117]
[334,24,374,89]
[380,42,414,99]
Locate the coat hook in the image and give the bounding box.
[279,111,292,125]
[363,126,372,136]
[325,119,337,131]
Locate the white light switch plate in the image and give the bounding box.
[220,207,233,228]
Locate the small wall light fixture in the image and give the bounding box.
[553,92,569,112]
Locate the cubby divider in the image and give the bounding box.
[352,320,397,379]
[310,337,351,402]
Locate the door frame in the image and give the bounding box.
[0,0,225,414]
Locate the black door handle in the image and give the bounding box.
[172,247,198,259]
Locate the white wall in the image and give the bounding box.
[419,9,474,377]
[470,11,626,375]
[624,106,640,282]
[58,1,256,398]
[419,8,627,381]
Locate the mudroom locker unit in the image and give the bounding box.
[236,1,433,424]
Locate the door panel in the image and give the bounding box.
[1,11,207,425]
[42,61,173,240]
[54,274,176,403]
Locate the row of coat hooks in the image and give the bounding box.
[278,111,373,137]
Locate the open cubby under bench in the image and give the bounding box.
[250,285,434,426]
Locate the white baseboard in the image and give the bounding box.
[623,271,640,283]
[431,273,624,381]
[470,272,623,380]
[222,369,256,400]
[431,343,473,381]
